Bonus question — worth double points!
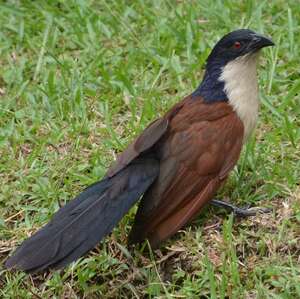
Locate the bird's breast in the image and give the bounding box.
[220,53,260,140]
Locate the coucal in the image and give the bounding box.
[6,29,274,273]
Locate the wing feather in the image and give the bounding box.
[129,96,244,246]
[107,117,169,178]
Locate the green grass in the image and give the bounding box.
[0,0,299,298]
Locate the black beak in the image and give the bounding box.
[249,33,275,50]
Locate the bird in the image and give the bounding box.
[5,29,274,273]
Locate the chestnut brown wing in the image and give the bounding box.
[107,117,169,178]
[129,99,244,247]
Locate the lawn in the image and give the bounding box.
[0,0,299,298]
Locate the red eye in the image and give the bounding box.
[234,41,241,49]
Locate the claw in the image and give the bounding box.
[210,199,272,217]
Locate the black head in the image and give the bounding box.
[193,29,274,102]
[207,29,274,66]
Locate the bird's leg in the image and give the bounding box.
[210,199,272,217]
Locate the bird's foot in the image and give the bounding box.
[210,199,272,217]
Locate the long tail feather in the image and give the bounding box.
[5,157,159,273]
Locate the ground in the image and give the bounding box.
[0,1,299,298]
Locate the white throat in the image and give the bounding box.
[220,53,259,140]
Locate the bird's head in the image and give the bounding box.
[194,29,274,102]
[206,29,274,68]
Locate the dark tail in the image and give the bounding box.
[5,157,159,273]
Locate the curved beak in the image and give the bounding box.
[249,33,275,51]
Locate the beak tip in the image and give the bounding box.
[253,33,275,48]
[265,38,275,47]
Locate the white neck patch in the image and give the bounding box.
[219,53,260,140]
